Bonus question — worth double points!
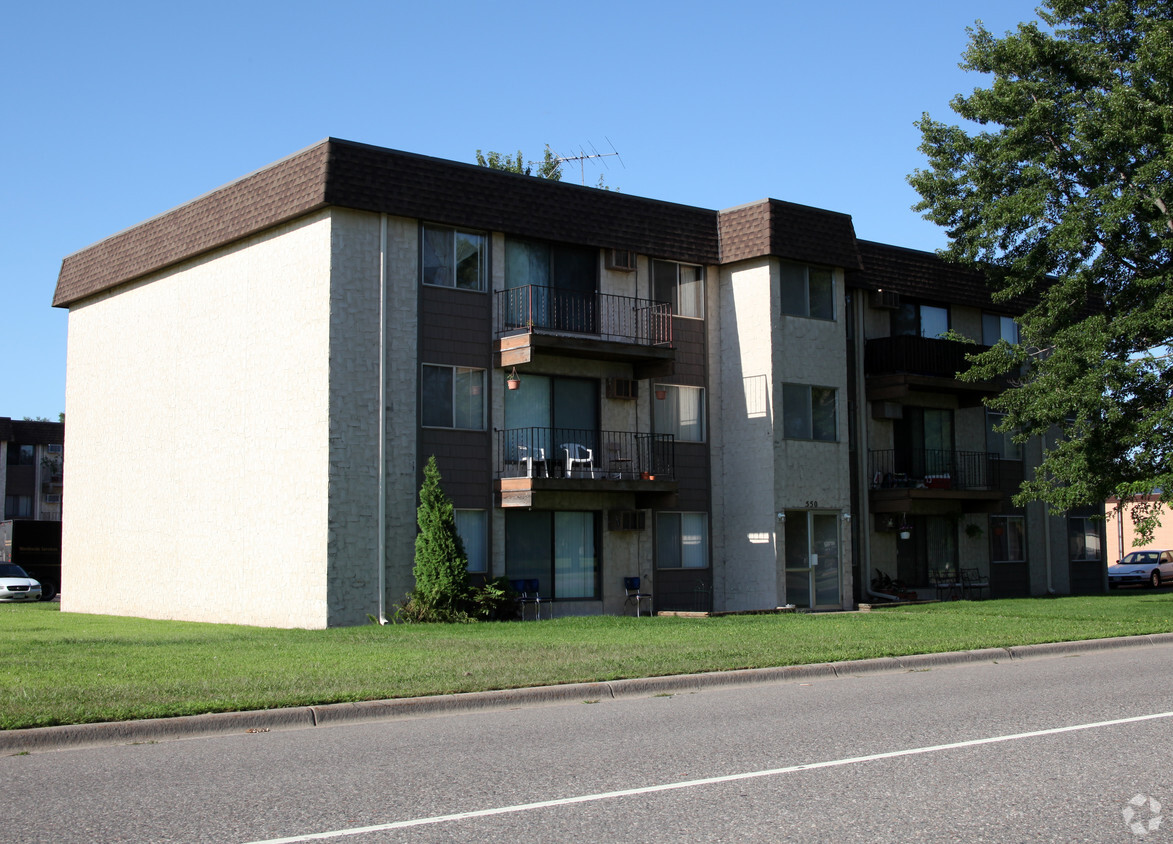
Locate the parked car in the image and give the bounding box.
[0,563,43,602]
[1108,550,1173,588]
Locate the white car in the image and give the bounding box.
[1108,550,1173,589]
[0,563,43,602]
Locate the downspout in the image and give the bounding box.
[376,214,389,624]
[851,290,897,603]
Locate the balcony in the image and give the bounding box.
[865,336,1002,405]
[494,286,675,379]
[495,427,677,508]
[868,449,1005,514]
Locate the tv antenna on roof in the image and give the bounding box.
[552,138,625,185]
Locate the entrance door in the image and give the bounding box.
[784,511,842,609]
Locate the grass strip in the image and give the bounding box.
[3,592,1173,730]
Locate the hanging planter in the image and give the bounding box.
[654,386,667,401]
[506,367,521,391]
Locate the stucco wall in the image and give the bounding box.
[61,213,334,627]
[716,258,780,610]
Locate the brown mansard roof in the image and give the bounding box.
[55,139,723,307]
[54,138,871,308]
[855,239,1029,313]
[1,419,64,445]
[718,199,862,271]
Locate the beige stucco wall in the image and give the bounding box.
[62,213,334,627]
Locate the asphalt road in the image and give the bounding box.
[7,642,1173,843]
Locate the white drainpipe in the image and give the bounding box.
[376,215,389,624]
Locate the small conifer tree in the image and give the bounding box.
[409,456,470,620]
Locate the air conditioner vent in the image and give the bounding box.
[870,290,901,309]
[605,249,637,272]
[608,509,646,531]
[606,378,638,400]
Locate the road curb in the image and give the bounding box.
[3,633,1170,755]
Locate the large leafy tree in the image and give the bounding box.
[910,0,1173,538]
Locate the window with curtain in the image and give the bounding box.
[991,515,1025,562]
[421,364,485,429]
[653,260,704,319]
[656,512,709,569]
[1067,517,1101,561]
[983,313,1020,345]
[782,384,837,441]
[421,225,486,291]
[986,411,1022,460]
[504,510,598,599]
[455,510,488,574]
[654,385,705,442]
[892,302,950,338]
[780,263,834,320]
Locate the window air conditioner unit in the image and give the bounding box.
[605,249,637,272]
[45,494,61,504]
[608,509,647,531]
[870,290,900,309]
[606,378,638,400]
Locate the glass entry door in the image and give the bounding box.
[784,511,842,609]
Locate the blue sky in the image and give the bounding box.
[3,0,1041,420]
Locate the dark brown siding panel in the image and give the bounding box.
[671,319,706,385]
[419,430,493,509]
[673,443,710,511]
[719,200,861,270]
[419,286,492,366]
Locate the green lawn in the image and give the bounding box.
[4,593,1173,730]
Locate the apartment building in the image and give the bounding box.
[1,418,64,522]
[52,138,1102,628]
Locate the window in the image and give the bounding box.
[656,512,709,569]
[653,385,705,442]
[3,495,32,519]
[782,384,837,441]
[422,364,485,429]
[455,510,488,574]
[1068,517,1102,561]
[780,263,834,320]
[653,260,704,319]
[7,444,34,466]
[505,510,598,599]
[422,225,486,291]
[991,515,1025,562]
[983,313,1019,345]
[893,302,949,338]
[986,411,1022,460]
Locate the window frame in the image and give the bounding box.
[781,383,838,442]
[455,509,489,574]
[990,515,1026,563]
[986,410,1022,461]
[652,259,705,319]
[655,512,710,570]
[1067,516,1102,562]
[653,384,706,443]
[421,224,487,292]
[421,363,486,431]
[780,262,835,321]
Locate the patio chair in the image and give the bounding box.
[929,568,963,601]
[560,442,595,478]
[511,579,551,620]
[961,568,990,600]
[624,576,653,617]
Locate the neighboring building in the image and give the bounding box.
[1,418,64,522]
[1106,495,1173,562]
[51,138,1104,628]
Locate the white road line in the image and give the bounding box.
[242,710,1173,843]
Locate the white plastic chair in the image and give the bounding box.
[561,443,595,478]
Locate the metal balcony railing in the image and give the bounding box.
[495,285,673,347]
[865,335,989,379]
[497,428,675,480]
[868,449,1001,491]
